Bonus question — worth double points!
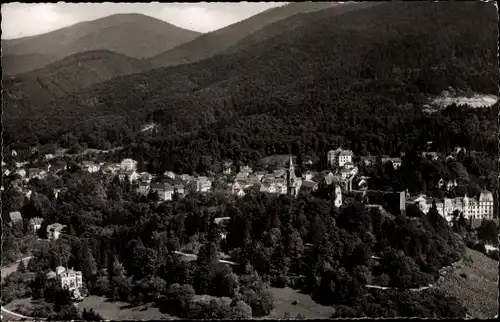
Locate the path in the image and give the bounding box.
[364,259,462,292]
[174,250,238,265]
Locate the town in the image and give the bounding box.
[1,1,498,320]
[4,145,495,231]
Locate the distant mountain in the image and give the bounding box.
[3,1,498,155]
[2,50,150,120]
[2,13,200,75]
[147,2,342,69]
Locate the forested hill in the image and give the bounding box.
[3,51,151,119]
[1,13,201,75]
[223,1,380,55]
[4,1,498,167]
[146,2,343,69]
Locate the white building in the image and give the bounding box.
[164,171,176,180]
[196,176,212,193]
[47,223,66,240]
[327,148,354,168]
[334,185,343,208]
[151,182,175,201]
[29,217,44,233]
[137,182,151,196]
[47,266,83,296]
[81,161,100,173]
[381,157,402,169]
[120,158,138,171]
[413,190,495,222]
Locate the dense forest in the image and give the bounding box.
[2,167,469,318]
[4,2,498,163]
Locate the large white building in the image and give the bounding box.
[46,266,83,298]
[328,148,354,168]
[120,158,138,171]
[413,190,495,221]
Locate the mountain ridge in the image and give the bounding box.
[146,2,342,69]
[2,13,200,75]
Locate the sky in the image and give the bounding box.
[1,2,287,39]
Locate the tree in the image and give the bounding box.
[17,260,27,273]
[478,220,499,246]
[81,244,98,280]
[197,241,219,266]
[82,308,104,321]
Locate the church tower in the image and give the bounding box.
[287,155,298,196]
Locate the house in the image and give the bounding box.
[363,156,377,167]
[139,172,153,184]
[46,266,83,298]
[422,152,439,161]
[3,168,11,176]
[454,146,466,155]
[302,171,314,181]
[151,182,175,201]
[47,223,66,240]
[299,180,318,195]
[196,176,212,193]
[240,165,253,173]
[174,184,185,196]
[11,149,18,157]
[29,217,44,233]
[44,154,55,160]
[9,211,23,226]
[235,171,249,180]
[137,182,151,196]
[438,178,446,189]
[81,161,100,173]
[120,158,138,171]
[128,171,140,183]
[338,166,358,180]
[254,171,267,181]
[222,161,233,175]
[232,182,247,197]
[53,188,62,200]
[15,161,27,168]
[164,171,176,180]
[357,176,370,191]
[51,163,67,173]
[446,180,457,191]
[28,168,43,179]
[179,174,195,182]
[327,148,354,168]
[334,185,343,208]
[25,189,33,199]
[381,157,402,169]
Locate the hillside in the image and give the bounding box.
[1,13,200,75]
[2,50,150,120]
[147,2,342,69]
[3,1,498,167]
[224,1,380,55]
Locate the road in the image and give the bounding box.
[1,256,40,321]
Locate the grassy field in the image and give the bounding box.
[266,287,333,319]
[437,248,498,319]
[78,296,175,320]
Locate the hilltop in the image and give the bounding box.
[146,2,342,69]
[2,13,200,75]
[3,50,150,120]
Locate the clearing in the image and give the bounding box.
[431,93,498,108]
[437,247,498,319]
[266,287,334,319]
[78,295,174,320]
